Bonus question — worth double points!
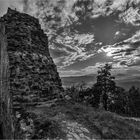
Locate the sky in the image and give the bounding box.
[0,0,140,86]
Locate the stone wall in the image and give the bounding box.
[0,8,63,138]
[0,22,14,139]
[0,8,63,109]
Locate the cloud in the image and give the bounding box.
[1,0,140,80]
[3,0,138,68]
[0,0,96,69]
[21,0,140,82]
[59,62,110,77]
[59,61,129,77]
[71,0,140,28]
[74,34,95,45]
[99,29,140,68]
[59,69,83,77]
[110,0,128,11]
[52,33,95,67]
[49,47,69,59]
[120,7,140,26]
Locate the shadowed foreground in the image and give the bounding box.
[20,99,140,140]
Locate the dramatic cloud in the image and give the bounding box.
[100,29,140,67]
[0,0,23,16]
[0,0,140,85]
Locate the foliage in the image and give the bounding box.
[107,86,140,117]
[127,86,140,117]
[65,82,90,102]
[107,86,128,115]
[93,63,116,110]
[91,64,140,117]
[65,63,140,117]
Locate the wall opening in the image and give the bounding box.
[0,124,4,139]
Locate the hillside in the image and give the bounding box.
[61,75,97,87]
[18,99,140,140]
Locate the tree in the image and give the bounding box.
[95,63,116,110]
[88,83,103,108]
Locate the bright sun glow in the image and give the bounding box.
[101,47,115,57]
[106,51,113,57]
[102,45,130,57]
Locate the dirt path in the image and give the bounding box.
[61,120,96,140]
[124,117,140,121]
[30,100,98,140]
[119,115,140,122]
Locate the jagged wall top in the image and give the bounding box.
[1,8,50,56]
[1,8,40,28]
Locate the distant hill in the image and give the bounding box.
[61,74,97,87]
[61,75,140,90]
[116,80,140,90]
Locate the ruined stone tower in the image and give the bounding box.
[0,8,62,110]
[0,8,63,139]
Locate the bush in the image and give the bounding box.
[32,116,66,139]
[65,83,91,103]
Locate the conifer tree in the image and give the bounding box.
[96,64,116,110]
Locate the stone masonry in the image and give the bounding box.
[0,8,63,110]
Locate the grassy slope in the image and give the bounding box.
[28,100,140,139]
